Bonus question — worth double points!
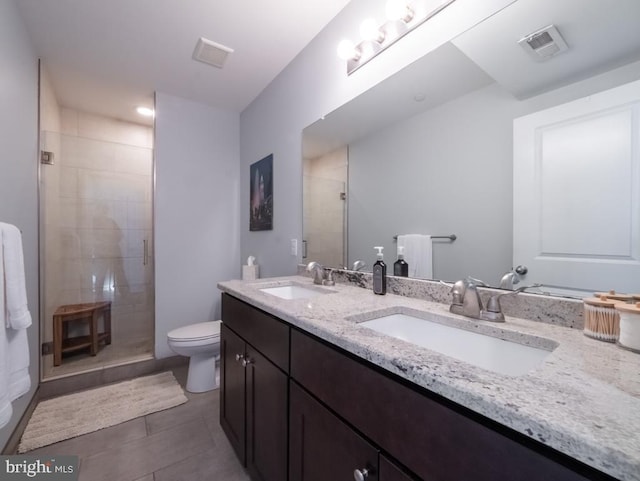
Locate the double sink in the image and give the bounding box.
[256,281,556,376]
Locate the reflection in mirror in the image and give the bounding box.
[303,146,348,268]
[302,0,640,297]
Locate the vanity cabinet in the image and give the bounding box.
[220,294,289,481]
[221,294,609,481]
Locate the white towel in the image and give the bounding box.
[1,223,32,329]
[397,234,433,279]
[0,235,12,428]
[7,329,31,400]
[0,222,32,429]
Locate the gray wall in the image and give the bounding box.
[239,0,515,278]
[349,83,516,284]
[348,61,640,285]
[154,92,240,359]
[0,0,39,451]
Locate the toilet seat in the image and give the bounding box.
[168,320,221,342]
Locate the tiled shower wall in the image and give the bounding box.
[41,109,153,377]
[303,146,348,268]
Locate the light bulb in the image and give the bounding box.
[385,0,413,22]
[359,18,383,42]
[337,39,357,60]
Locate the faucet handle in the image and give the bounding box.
[466,276,488,287]
[486,284,541,313]
[322,269,335,286]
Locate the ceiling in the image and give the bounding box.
[303,0,640,158]
[16,0,352,125]
[452,0,640,99]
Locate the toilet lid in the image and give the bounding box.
[168,320,221,342]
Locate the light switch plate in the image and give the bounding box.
[290,239,297,256]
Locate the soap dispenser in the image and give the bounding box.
[373,246,387,295]
[393,246,409,277]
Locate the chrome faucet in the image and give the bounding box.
[499,265,528,290]
[499,271,520,290]
[449,277,537,323]
[306,261,335,286]
[307,261,325,284]
[352,260,367,271]
[450,278,485,320]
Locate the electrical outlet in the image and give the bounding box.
[290,238,298,256]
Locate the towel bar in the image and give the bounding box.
[393,234,456,241]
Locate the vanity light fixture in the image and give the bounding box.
[337,0,456,75]
[360,18,385,43]
[136,106,155,118]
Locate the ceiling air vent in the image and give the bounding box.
[192,37,234,68]
[518,25,568,62]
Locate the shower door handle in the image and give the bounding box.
[143,239,148,266]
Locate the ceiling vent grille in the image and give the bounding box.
[192,37,234,68]
[518,25,568,62]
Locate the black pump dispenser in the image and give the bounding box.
[373,246,387,295]
[393,246,409,277]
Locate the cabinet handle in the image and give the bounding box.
[235,353,244,363]
[353,468,369,481]
[241,357,253,367]
[143,239,148,266]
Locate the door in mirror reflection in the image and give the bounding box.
[303,146,348,268]
[514,79,640,294]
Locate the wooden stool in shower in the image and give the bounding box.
[53,301,112,366]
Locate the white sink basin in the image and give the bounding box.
[358,310,556,376]
[259,282,332,300]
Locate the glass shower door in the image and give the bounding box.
[40,130,154,379]
[303,175,347,268]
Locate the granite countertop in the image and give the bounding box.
[218,275,640,481]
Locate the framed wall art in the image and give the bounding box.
[250,154,273,231]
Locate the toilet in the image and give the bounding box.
[167,320,222,393]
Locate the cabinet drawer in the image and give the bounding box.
[222,294,289,372]
[291,329,590,481]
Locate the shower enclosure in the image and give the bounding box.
[39,118,154,379]
[302,146,348,268]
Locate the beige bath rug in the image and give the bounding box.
[18,371,188,453]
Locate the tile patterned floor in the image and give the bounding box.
[27,366,250,481]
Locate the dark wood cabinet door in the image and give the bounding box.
[379,456,418,481]
[220,323,247,465]
[290,381,379,481]
[245,345,288,481]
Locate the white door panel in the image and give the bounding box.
[514,79,640,294]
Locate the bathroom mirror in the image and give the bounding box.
[302,0,640,296]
